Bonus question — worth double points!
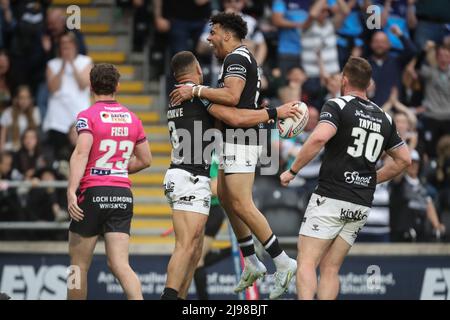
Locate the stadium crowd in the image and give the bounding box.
[0,1,90,227]
[0,0,449,243]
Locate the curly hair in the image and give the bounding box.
[90,63,120,95]
[210,12,248,40]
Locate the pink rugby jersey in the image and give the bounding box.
[75,100,147,192]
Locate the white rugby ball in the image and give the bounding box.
[277,101,309,138]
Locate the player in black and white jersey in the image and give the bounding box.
[280,57,412,300]
[170,13,298,300]
[196,0,268,87]
[161,51,299,300]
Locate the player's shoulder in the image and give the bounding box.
[77,105,93,119]
[129,109,142,123]
[76,107,94,131]
[353,97,395,127]
[194,96,212,108]
[179,96,212,113]
[324,95,356,110]
[361,99,394,124]
[224,46,253,65]
[76,103,103,127]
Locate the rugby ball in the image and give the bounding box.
[277,101,309,139]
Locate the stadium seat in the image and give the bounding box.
[253,178,305,237]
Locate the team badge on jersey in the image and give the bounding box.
[100,112,132,124]
[76,118,89,131]
[226,64,246,75]
[320,112,333,120]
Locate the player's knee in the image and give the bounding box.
[68,262,89,276]
[298,260,316,275]
[319,262,340,277]
[228,197,253,216]
[178,229,203,254]
[298,261,313,271]
[192,245,203,261]
[181,242,200,259]
[107,259,129,276]
[297,267,311,283]
[69,258,91,272]
[106,259,117,273]
[189,227,202,243]
[177,238,195,254]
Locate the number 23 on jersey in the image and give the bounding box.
[95,139,134,170]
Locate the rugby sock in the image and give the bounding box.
[161,287,178,300]
[263,234,291,270]
[238,235,255,257]
[238,236,261,267]
[244,254,262,267]
[272,251,293,271]
[193,267,209,300]
[263,234,282,258]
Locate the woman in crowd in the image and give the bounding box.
[43,31,92,157]
[13,128,42,180]
[0,50,12,113]
[0,85,40,152]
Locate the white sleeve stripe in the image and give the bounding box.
[340,95,355,102]
[319,120,337,129]
[229,51,252,63]
[338,97,348,105]
[235,47,250,54]
[224,74,246,81]
[369,100,382,110]
[385,112,393,124]
[388,141,405,151]
[328,97,346,110]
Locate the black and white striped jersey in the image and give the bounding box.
[167,82,215,177]
[315,95,404,207]
[218,45,262,145]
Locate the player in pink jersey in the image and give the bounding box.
[66,64,152,300]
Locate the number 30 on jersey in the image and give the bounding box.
[347,127,384,162]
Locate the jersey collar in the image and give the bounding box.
[95,100,117,104]
[232,44,247,53]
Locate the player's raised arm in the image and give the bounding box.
[208,101,302,128]
[170,76,245,107]
[67,131,93,221]
[199,76,245,106]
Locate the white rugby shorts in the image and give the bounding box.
[219,142,263,174]
[163,168,211,215]
[300,193,370,246]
